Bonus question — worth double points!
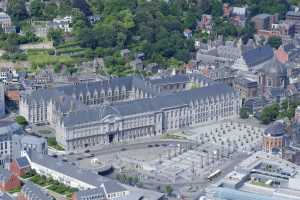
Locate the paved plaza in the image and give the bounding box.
[116,121,265,183]
[184,121,264,153]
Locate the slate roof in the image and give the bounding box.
[242,46,274,67]
[0,169,13,183]
[234,76,257,88]
[27,152,131,197]
[259,58,287,76]
[63,83,236,127]
[22,181,53,200]
[149,74,190,85]
[253,13,272,19]
[28,152,109,187]
[75,187,106,200]
[103,181,127,194]
[0,192,14,200]
[56,76,134,97]
[0,121,23,141]
[15,157,30,168]
[287,11,300,17]
[264,121,286,137]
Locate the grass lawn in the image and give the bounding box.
[251,180,271,188]
[47,137,65,151]
[47,183,78,195]
[161,133,187,140]
[28,53,75,67]
[8,186,21,194]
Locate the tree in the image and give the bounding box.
[7,0,28,22]
[165,185,173,196]
[30,0,44,18]
[3,33,18,53]
[15,116,28,126]
[72,0,92,16]
[47,29,64,46]
[240,107,249,119]
[77,27,97,49]
[260,104,280,124]
[267,36,282,49]
[211,0,223,17]
[43,2,58,19]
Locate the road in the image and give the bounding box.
[57,139,197,163]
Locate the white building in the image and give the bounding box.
[21,151,162,200]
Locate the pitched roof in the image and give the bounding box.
[75,187,106,200]
[22,181,53,200]
[28,152,109,187]
[103,181,127,194]
[148,74,190,85]
[63,83,235,127]
[287,11,300,17]
[264,121,286,137]
[0,192,14,200]
[242,45,274,67]
[15,157,30,168]
[0,169,13,182]
[26,152,131,196]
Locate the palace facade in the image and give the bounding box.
[19,74,241,150]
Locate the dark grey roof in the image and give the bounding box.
[264,121,286,137]
[22,181,53,200]
[234,77,257,88]
[103,181,127,194]
[253,13,272,19]
[0,169,13,182]
[0,121,23,142]
[63,83,236,126]
[242,46,274,67]
[28,152,109,187]
[62,105,120,127]
[21,89,63,104]
[286,11,300,17]
[15,157,30,168]
[56,76,134,97]
[259,58,287,76]
[149,74,190,85]
[75,187,106,200]
[0,192,14,200]
[270,88,285,98]
[113,83,235,116]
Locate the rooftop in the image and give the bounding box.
[22,181,53,200]
[62,83,236,127]
[0,169,13,183]
[242,46,274,67]
[264,121,286,137]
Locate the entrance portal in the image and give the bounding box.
[109,134,114,143]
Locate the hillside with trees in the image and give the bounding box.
[2,0,295,76]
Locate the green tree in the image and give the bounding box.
[47,29,64,46]
[30,0,44,18]
[7,0,28,22]
[260,104,280,124]
[211,0,223,17]
[267,36,282,49]
[77,27,97,49]
[3,33,18,53]
[15,116,28,126]
[165,185,173,196]
[43,3,58,19]
[240,107,249,119]
[72,0,92,16]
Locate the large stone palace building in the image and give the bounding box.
[19,74,241,150]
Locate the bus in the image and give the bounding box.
[207,169,222,181]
